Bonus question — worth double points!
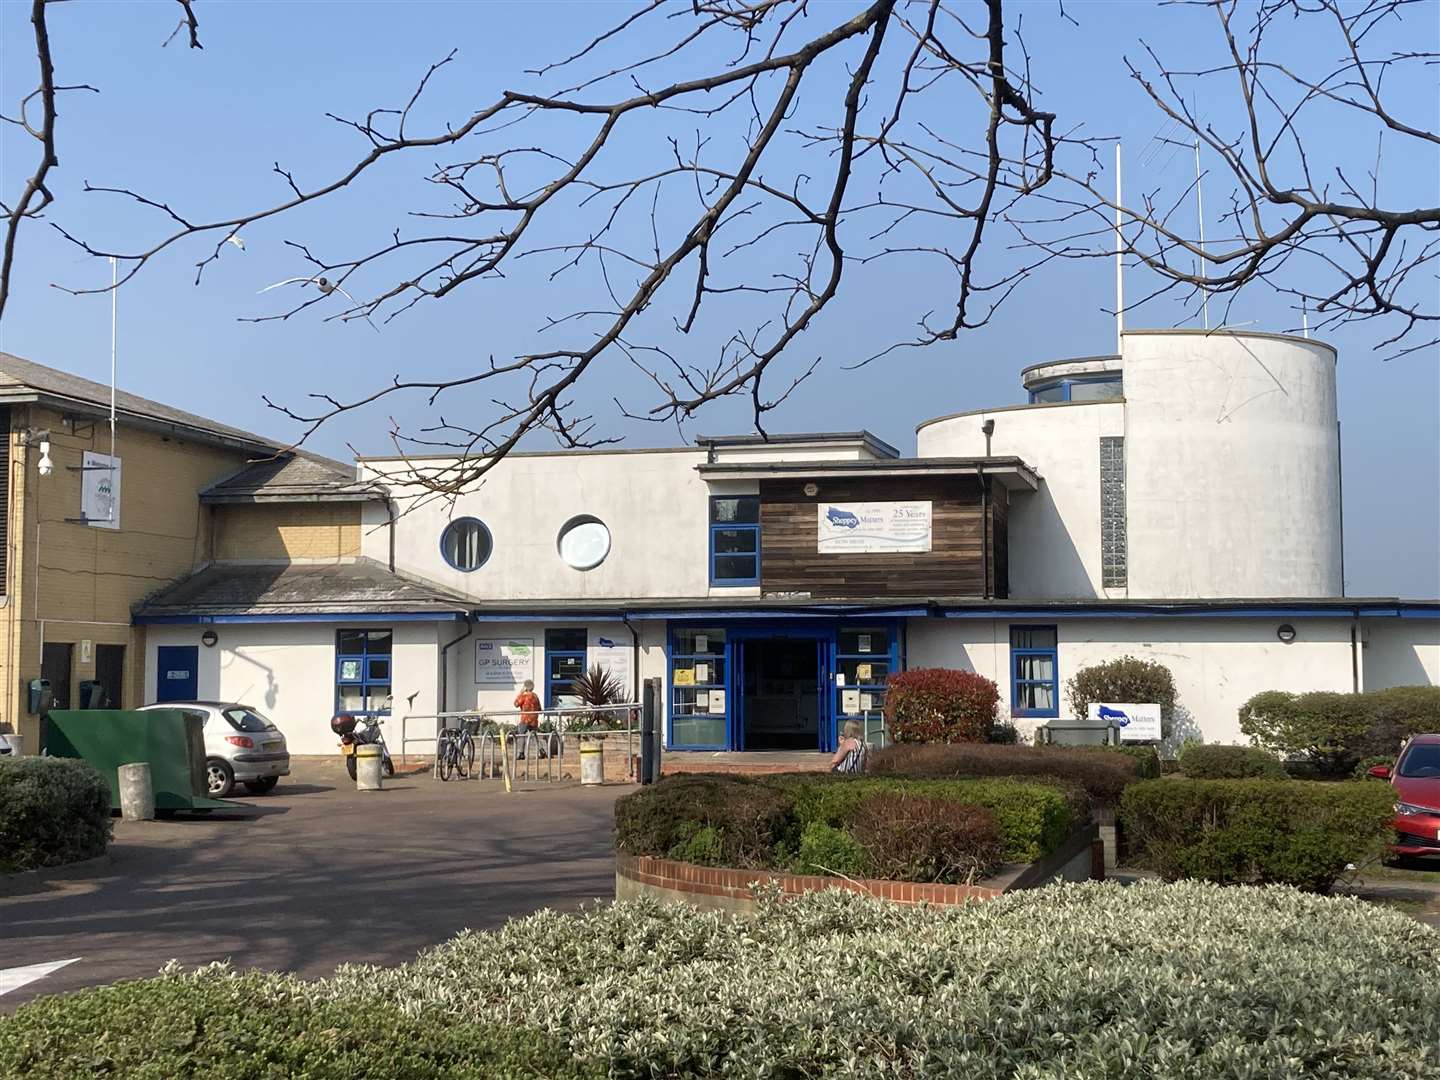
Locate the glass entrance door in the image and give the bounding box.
[734,631,832,752]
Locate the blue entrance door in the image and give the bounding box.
[733,631,833,752]
[155,645,199,702]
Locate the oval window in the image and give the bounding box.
[439,518,492,572]
[557,515,611,570]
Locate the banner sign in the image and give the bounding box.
[817,501,931,554]
[589,633,633,697]
[81,451,122,530]
[1088,702,1162,742]
[475,639,534,686]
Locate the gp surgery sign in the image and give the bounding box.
[1088,702,1162,742]
[475,639,534,686]
[817,501,932,554]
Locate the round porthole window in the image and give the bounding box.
[557,515,611,571]
[440,517,492,572]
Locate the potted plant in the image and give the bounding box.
[568,664,626,785]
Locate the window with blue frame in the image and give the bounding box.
[835,626,896,745]
[709,496,760,585]
[336,629,393,715]
[1010,625,1058,717]
[669,627,728,748]
[545,628,588,708]
[1028,375,1122,404]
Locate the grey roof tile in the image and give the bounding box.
[135,559,468,616]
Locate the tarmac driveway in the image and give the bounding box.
[1,760,628,1007]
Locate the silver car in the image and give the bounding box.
[140,701,290,798]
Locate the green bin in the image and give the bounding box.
[42,709,226,812]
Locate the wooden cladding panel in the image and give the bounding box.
[759,476,990,599]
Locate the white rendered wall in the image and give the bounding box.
[1122,330,1341,598]
[1363,619,1440,689]
[917,402,1124,599]
[361,449,714,602]
[144,622,443,756]
[904,616,1355,744]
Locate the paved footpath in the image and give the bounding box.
[1,762,627,1008]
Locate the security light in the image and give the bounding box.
[1276,623,1297,644]
[37,438,53,477]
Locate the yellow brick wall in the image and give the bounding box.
[213,503,362,562]
[2,404,254,749]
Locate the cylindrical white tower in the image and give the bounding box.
[916,329,1342,600]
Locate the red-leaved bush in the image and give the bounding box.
[884,668,999,744]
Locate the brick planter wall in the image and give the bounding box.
[616,823,1100,915]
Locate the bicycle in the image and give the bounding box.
[436,717,480,780]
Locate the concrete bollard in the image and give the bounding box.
[579,741,605,786]
[355,744,384,791]
[118,762,155,821]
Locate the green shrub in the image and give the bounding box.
[869,741,1138,805]
[1065,655,1179,739]
[987,720,1021,744]
[0,757,112,872]
[320,883,1440,1079]
[846,793,1002,882]
[1120,778,1396,891]
[1238,685,1440,777]
[795,820,869,877]
[1178,743,1286,779]
[0,969,596,1079]
[774,774,1073,863]
[884,668,999,743]
[1352,754,1396,779]
[615,774,792,868]
[1079,743,1162,779]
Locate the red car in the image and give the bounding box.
[1370,734,1440,861]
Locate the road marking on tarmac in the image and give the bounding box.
[0,957,81,998]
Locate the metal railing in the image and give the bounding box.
[400,703,642,783]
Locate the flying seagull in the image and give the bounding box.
[258,275,355,302]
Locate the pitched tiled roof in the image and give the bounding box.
[202,453,382,503]
[133,559,468,618]
[0,350,284,453]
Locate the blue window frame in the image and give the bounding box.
[834,625,897,746]
[336,629,393,715]
[544,628,588,708]
[1010,625,1058,718]
[668,626,729,749]
[709,496,760,586]
[1028,375,1122,404]
[439,517,492,572]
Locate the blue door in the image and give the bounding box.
[155,645,199,702]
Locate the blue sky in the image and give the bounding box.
[2,0,1436,597]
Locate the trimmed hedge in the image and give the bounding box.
[0,969,595,1079]
[1179,743,1286,779]
[868,741,1140,805]
[614,774,792,869]
[1081,743,1162,779]
[321,883,1440,1078]
[1120,778,1396,891]
[847,792,1002,882]
[618,772,1073,873]
[1239,685,1440,777]
[0,757,112,872]
[884,668,999,743]
[772,774,1074,864]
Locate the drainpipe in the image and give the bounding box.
[622,613,641,703]
[1350,607,1361,693]
[384,496,398,573]
[439,614,474,714]
[979,466,991,600]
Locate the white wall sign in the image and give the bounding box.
[589,633,633,697]
[1089,702,1162,742]
[475,639,534,686]
[81,452,121,530]
[817,501,931,554]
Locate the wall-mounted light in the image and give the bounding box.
[803,482,818,497]
[201,630,219,648]
[37,438,53,477]
[1276,623,1297,644]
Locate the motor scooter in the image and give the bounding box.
[332,712,396,781]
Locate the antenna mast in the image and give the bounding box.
[1114,143,1124,354]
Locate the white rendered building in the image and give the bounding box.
[138,329,1439,755]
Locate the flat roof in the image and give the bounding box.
[697,455,1039,491]
[696,431,901,459]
